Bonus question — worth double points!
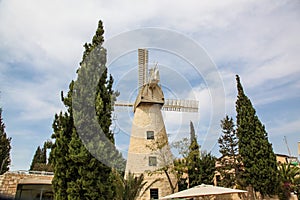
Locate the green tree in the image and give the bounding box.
[152,121,202,192]
[187,121,201,187]
[171,138,189,191]
[235,75,278,196]
[50,20,125,200]
[51,108,74,199]
[295,172,300,200]
[277,163,300,200]
[174,158,188,191]
[217,115,242,188]
[174,122,216,187]
[30,146,43,170]
[0,108,11,175]
[172,122,216,188]
[30,141,52,172]
[198,152,216,185]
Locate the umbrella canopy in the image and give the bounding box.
[160,184,247,199]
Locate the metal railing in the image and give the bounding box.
[9,170,54,175]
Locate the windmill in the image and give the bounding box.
[115,48,199,200]
[115,49,199,112]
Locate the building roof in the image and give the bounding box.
[18,178,52,185]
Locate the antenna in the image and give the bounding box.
[284,136,292,156]
[138,48,148,89]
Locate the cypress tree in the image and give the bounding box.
[187,121,201,187]
[235,75,278,196]
[40,143,47,164]
[0,108,11,175]
[50,21,125,200]
[30,146,42,170]
[51,109,74,199]
[186,122,216,186]
[190,120,196,143]
[30,142,52,171]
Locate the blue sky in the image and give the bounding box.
[0,0,299,170]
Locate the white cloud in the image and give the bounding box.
[267,118,300,156]
[200,1,300,99]
[0,0,299,169]
[269,119,300,137]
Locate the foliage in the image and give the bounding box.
[172,137,189,159]
[235,75,278,196]
[147,121,205,192]
[114,171,160,200]
[171,122,216,189]
[217,115,242,188]
[277,163,300,200]
[50,20,125,200]
[218,116,238,160]
[295,173,300,200]
[30,141,53,172]
[187,121,202,187]
[189,120,196,143]
[171,138,189,191]
[30,146,45,170]
[184,121,216,186]
[173,158,188,191]
[198,152,217,185]
[0,108,11,175]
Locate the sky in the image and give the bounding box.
[0,0,299,171]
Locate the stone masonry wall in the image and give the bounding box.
[0,171,53,199]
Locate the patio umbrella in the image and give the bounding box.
[160,184,247,199]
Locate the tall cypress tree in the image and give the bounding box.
[187,121,201,187]
[50,21,125,200]
[30,146,42,170]
[51,107,74,199]
[40,143,47,164]
[186,122,216,186]
[235,75,278,196]
[0,108,11,175]
[30,142,51,171]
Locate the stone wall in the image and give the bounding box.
[0,171,53,199]
[138,172,177,200]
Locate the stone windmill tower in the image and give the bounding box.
[116,49,198,200]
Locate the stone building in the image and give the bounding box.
[0,171,53,199]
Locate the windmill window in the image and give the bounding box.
[150,188,159,199]
[149,156,157,166]
[146,131,154,140]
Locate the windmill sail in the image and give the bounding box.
[138,48,148,89]
[115,48,199,112]
[115,99,198,112]
[162,99,198,112]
